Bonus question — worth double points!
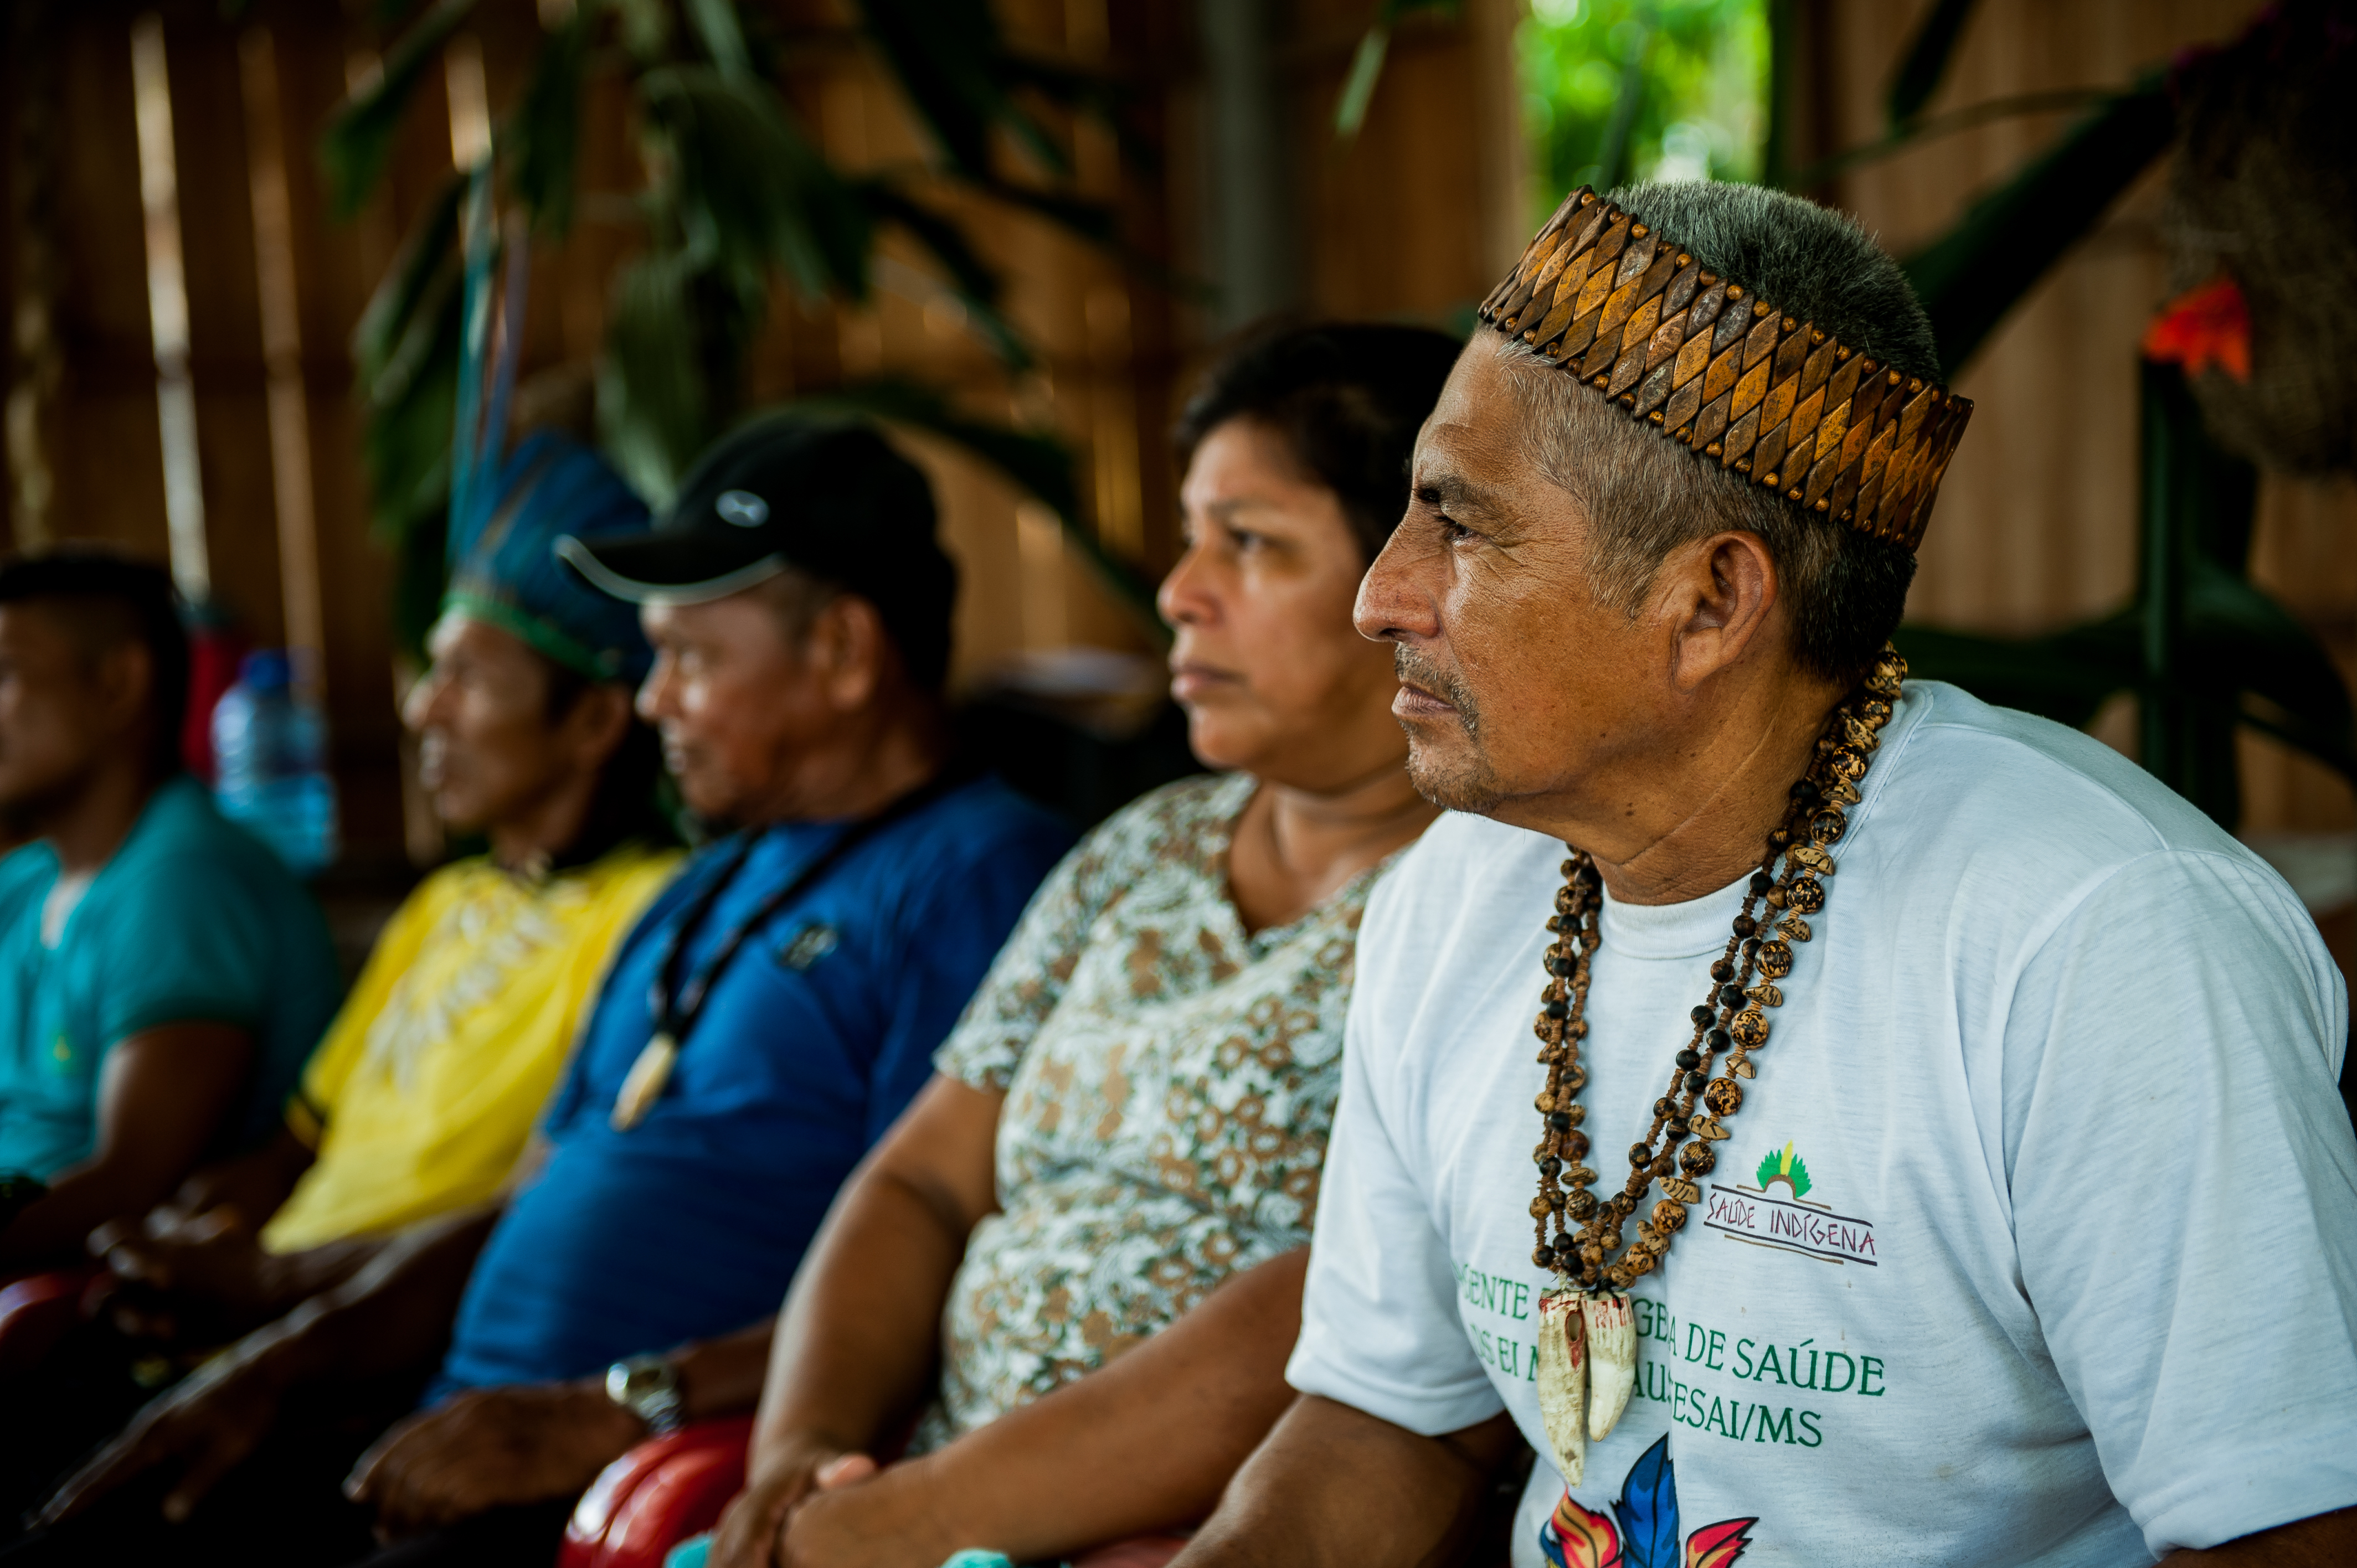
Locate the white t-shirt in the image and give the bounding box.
[1289,682,2357,1567]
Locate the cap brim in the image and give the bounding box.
[555,532,790,606]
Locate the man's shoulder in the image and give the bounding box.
[0,840,55,907]
[98,777,318,924]
[1871,681,2259,883]
[889,772,1077,881]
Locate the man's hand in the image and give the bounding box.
[343,1380,646,1540]
[88,1206,286,1342]
[706,1439,879,1568]
[35,1334,295,1527]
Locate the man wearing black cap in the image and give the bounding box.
[20,419,1074,1567]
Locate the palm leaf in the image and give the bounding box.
[1335,0,1461,138]
[1900,74,2174,377]
[638,66,874,300]
[598,252,716,503]
[858,182,1031,369]
[505,0,590,235]
[320,0,478,218]
[1886,0,1982,127]
[684,0,753,79]
[789,377,1162,636]
[853,0,1067,179]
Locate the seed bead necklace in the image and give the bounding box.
[1524,647,1903,1482]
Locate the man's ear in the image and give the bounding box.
[564,682,636,771]
[92,642,156,741]
[806,596,886,712]
[1660,530,1779,693]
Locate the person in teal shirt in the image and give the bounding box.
[0,552,338,1267]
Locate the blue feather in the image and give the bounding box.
[1611,1435,1682,1568]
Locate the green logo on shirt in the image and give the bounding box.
[1753,1141,1810,1198]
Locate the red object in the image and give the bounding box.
[2142,275,2252,381]
[182,622,248,782]
[0,1266,103,1378]
[561,1416,754,1568]
[559,1418,1192,1568]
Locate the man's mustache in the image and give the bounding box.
[1393,647,1480,730]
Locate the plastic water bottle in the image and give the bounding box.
[212,649,340,877]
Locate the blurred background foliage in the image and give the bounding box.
[1520,0,1767,205]
[324,0,1143,659]
[331,0,2354,832]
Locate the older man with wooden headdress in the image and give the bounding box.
[1172,183,2357,1567]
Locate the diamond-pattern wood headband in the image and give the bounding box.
[1478,188,1973,553]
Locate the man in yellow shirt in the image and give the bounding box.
[90,434,681,1339]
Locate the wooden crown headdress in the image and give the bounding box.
[1478,188,1973,553]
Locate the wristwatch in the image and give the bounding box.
[604,1354,686,1437]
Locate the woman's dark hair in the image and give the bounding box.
[0,549,188,780]
[1174,321,1465,562]
[540,661,677,869]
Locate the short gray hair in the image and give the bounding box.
[1499,182,1939,684]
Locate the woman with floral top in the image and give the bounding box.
[701,324,1464,1568]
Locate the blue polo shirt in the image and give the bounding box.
[434,773,1072,1393]
[0,775,341,1178]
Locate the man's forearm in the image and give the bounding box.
[674,1318,779,1422]
[2161,1506,2357,1565]
[1171,1397,1519,1568]
[256,1230,401,1312]
[256,1205,503,1388]
[914,1250,1311,1558]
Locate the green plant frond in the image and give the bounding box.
[1787,1156,1811,1197]
[1754,1147,1780,1186]
[855,0,1069,180]
[1899,569,2357,787]
[1900,72,2174,379]
[788,378,1161,635]
[1335,28,1392,139]
[1886,0,1982,128]
[599,252,712,503]
[858,184,1031,369]
[505,0,591,235]
[611,0,673,62]
[685,0,753,79]
[320,0,480,219]
[639,66,875,301]
[2183,560,2354,733]
[1337,1,1464,138]
[1784,88,2114,192]
[2240,699,2357,785]
[967,179,1118,247]
[1893,620,2134,730]
[353,173,467,380]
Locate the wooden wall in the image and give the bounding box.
[1803,0,2357,839]
[0,0,1511,870]
[18,0,2340,879]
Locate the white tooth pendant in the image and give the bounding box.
[1535,1287,1589,1484]
[1582,1291,1636,1441]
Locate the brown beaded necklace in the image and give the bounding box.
[1527,646,1904,1294]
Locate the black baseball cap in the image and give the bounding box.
[557,416,958,689]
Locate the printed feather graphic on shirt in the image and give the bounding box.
[1539,1436,1757,1568]
[1754,1141,1811,1199]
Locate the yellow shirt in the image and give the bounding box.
[260,843,680,1254]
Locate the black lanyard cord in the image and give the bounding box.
[646,768,963,1048]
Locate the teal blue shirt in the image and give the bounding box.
[0,775,341,1178]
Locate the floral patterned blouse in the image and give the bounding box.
[917,771,1404,1447]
